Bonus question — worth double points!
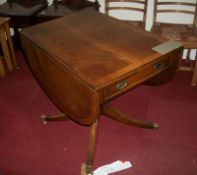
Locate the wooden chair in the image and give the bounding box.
[150,0,197,86]
[0,0,48,45]
[105,0,148,29]
[36,0,100,23]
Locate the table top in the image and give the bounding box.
[21,8,173,90]
[20,8,183,125]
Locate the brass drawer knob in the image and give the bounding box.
[154,63,164,70]
[116,80,128,90]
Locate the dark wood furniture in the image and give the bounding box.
[36,0,100,23]
[20,9,183,174]
[0,0,48,44]
[105,0,148,28]
[150,0,197,86]
[0,17,17,77]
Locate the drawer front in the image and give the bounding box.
[104,56,171,100]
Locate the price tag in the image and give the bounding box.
[91,160,132,175]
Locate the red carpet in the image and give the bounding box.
[0,51,197,175]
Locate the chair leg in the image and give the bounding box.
[0,56,5,77]
[179,49,197,86]
[0,29,13,71]
[191,58,197,86]
[179,50,192,71]
[5,23,18,69]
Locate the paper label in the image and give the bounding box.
[152,40,182,55]
[91,160,132,175]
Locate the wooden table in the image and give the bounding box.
[20,8,183,174]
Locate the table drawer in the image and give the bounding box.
[104,56,171,100]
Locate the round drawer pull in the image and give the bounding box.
[116,80,128,90]
[154,63,164,70]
